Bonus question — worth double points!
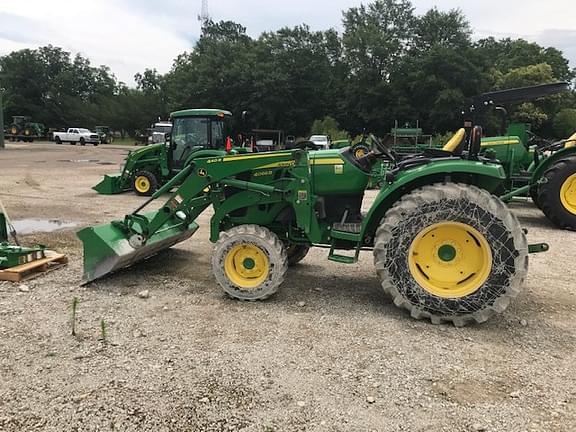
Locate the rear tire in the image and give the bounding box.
[373,183,528,327]
[132,170,158,196]
[212,225,288,301]
[538,156,576,230]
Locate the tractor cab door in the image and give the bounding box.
[169,116,228,172]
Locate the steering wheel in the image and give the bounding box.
[369,133,396,162]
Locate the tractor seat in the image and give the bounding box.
[442,128,466,154]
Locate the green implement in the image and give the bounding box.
[79,129,547,326]
[0,204,47,270]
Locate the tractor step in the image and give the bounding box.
[328,252,358,264]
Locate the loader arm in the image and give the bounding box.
[78,150,311,282]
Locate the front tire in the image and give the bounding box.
[373,183,528,326]
[538,156,576,230]
[212,225,288,301]
[132,170,158,196]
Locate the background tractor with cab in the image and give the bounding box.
[95,109,267,196]
[79,123,547,327]
[95,126,114,144]
[95,109,243,196]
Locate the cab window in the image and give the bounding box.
[172,118,209,164]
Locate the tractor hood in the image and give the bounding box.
[129,143,164,157]
[309,149,369,195]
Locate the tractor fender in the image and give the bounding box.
[361,160,507,241]
[530,146,576,185]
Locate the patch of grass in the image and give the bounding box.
[100,319,108,344]
[71,297,79,336]
[109,137,137,146]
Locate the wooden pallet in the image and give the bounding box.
[0,251,68,282]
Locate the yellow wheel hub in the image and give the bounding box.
[134,176,151,193]
[224,244,270,289]
[408,222,493,299]
[560,173,576,215]
[10,127,17,134]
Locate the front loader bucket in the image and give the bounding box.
[77,213,199,283]
[93,174,126,195]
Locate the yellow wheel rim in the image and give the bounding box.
[408,222,493,299]
[224,244,269,289]
[11,127,17,134]
[560,173,576,215]
[354,148,367,159]
[134,176,151,193]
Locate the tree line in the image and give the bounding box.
[1,0,575,139]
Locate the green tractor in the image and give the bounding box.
[79,124,548,326]
[441,83,576,230]
[94,109,252,196]
[95,126,114,144]
[5,116,45,142]
[366,83,576,230]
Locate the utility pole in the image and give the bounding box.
[198,0,210,23]
[0,91,4,149]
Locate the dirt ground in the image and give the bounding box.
[0,141,575,432]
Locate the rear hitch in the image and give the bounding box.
[528,243,549,254]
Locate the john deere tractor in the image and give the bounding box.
[440,83,576,230]
[94,109,251,196]
[79,124,548,326]
[95,126,114,144]
[365,83,576,230]
[6,116,45,142]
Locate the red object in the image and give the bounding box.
[226,136,232,153]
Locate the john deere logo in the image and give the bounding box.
[198,169,207,177]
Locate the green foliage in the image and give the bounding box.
[310,116,349,140]
[0,2,574,139]
[553,109,576,138]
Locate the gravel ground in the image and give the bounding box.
[0,142,575,432]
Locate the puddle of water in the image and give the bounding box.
[58,159,101,163]
[12,219,78,234]
[57,159,116,165]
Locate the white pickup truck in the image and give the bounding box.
[53,128,100,146]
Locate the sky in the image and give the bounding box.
[0,0,574,86]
